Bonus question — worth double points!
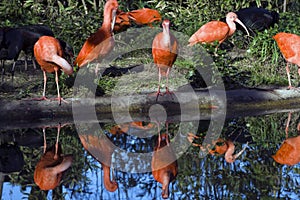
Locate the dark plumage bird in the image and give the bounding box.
[0,25,54,79]
[235,7,279,35]
[19,25,55,70]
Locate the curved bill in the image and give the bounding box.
[235,18,250,36]
[233,142,248,160]
[111,8,117,33]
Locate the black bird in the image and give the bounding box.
[235,7,279,35]
[0,25,55,81]
[20,25,55,69]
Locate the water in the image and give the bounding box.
[0,111,300,199]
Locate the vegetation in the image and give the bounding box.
[0,0,300,97]
[1,112,300,199]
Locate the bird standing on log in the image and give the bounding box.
[74,0,118,69]
[152,19,178,101]
[34,36,73,105]
[273,32,300,89]
[188,12,250,53]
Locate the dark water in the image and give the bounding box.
[1,111,300,199]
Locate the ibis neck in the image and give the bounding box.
[224,140,235,163]
[226,20,236,36]
[161,172,170,198]
[103,8,113,31]
[103,164,117,192]
[162,26,171,48]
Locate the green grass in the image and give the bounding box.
[0,0,300,96]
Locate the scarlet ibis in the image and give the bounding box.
[114,8,161,33]
[272,112,300,165]
[74,0,118,68]
[273,32,300,89]
[34,125,73,190]
[187,133,247,163]
[79,133,118,192]
[235,7,279,35]
[188,12,250,52]
[128,8,162,27]
[152,19,178,100]
[34,36,73,105]
[114,10,131,32]
[152,133,178,199]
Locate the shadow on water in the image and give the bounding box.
[0,111,300,199]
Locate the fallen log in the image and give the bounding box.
[1,87,300,130]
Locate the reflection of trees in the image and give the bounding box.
[176,112,300,199]
[5,125,89,199]
[1,112,300,199]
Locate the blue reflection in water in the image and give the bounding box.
[1,113,300,199]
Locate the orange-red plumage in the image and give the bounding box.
[34,126,72,190]
[114,8,161,32]
[79,133,118,192]
[114,10,131,32]
[128,8,162,26]
[152,19,178,100]
[187,133,247,163]
[34,36,73,105]
[188,12,249,49]
[152,133,178,199]
[273,32,300,89]
[272,136,300,165]
[272,112,300,166]
[75,0,118,68]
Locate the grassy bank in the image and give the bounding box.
[0,0,300,98]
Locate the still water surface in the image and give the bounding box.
[1,111,300,199]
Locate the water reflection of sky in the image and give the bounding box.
[1,112,300,199]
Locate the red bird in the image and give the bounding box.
[272,112,300,165]
[34,36,73,105]
[34,125,73,190]
[114,10,131,32]
[75,0,118,68]
[79,133,118,192]
[273,32,300,89]
[152,133,178,199]
[188,12,250,52]
[152,19,178,100]
[187,133,248,163]
[128,8,162,26]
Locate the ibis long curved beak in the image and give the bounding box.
[233,142,248,160]
[111,8,117,33]
[235,18,250,36]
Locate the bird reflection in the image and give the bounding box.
[188,133,247,163]
[79,131,118,192]
[110,121,155,135]
[272,112,300,166]
[34,124,73,190]
[152,133,178,199]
